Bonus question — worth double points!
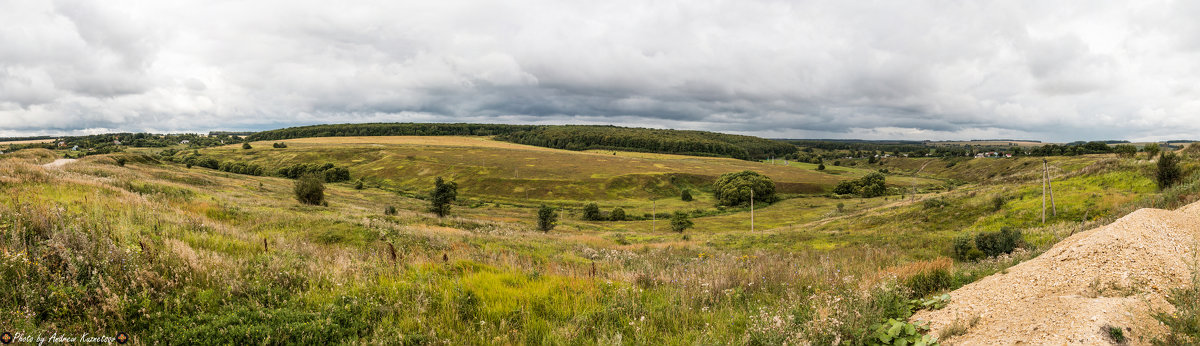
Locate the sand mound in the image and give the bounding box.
[914,202,1200,345]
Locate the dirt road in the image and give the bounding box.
[42,158,77,168]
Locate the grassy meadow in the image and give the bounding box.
[2,138,1198,344]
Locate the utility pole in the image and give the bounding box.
[1042,160,1047,224]
[651,200,656,232]
[1045,159,1057,216]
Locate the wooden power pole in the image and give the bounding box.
[750,188,755,232]
[651,200,656,232]
[1042,159,1057,224]
[1047,161,1057,216]
[1042,161,1047,224]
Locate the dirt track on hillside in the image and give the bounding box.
[42,158,77,168]
[914,201,1200,345]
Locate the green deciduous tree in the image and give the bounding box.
[670,211,693,233]
[429,177,458,217]
[1158,152,1182,190]
[610,207,626,221]
[713,171,777,207]
[294,174,325,205]
[1113,144,1137,158]
[681,189,693,201]
[833,172,887,198]
[537,205,557,232]
[1144,143,1161,158]
[582,202,602,221]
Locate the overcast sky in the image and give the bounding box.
[3,0,1200,141]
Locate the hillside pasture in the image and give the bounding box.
[197,136,943,204]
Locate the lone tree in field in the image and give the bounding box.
[242,142,252,150]
[537,205,557,232]
[713,170,777,207]
[610,207,626,221]
[429,177,458,217]
[670,211,693,233]
[1144,143,1161,158]
[1157,152,1182,190]
[294,173,325,205]
[681,189,693,201]
[582,202,602,221]
[817,163,825,171]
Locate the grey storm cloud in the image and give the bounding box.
[2,0,1200,141]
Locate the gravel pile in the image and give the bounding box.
[914,202,1200,345]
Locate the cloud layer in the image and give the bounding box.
[2,0,1199,141]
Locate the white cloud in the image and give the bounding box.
[2,0,1199,141]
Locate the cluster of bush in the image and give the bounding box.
[713,171,778,207]
[170,154,267,176]
[277,163,351,183]
[218,161,266,176]
[833,172,888,197]
[581,203,628,221]
[953,227,1024,261]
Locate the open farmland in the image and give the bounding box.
[195,136,944,205]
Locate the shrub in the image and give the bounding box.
[1144,143,1161,158]
[610,207,626,221]
[817,163,826,171]
[354,179,364,190]
[115,157,127,167]
[429,177,457,217]
[975,227,1023,257]
[834,172,887,197]
[837,202,845,212]
[923,198,950,209]
[681,189,693,201]
[1152,272,1200,345]
[669,211,693,233]
[384,206,397,216]
[859,172,887,197]
[868,319,937,346]
[276,163,351,182]
[952,234,982,261]
[273,142,288,148]
[1103,325,1127,344]
[1113,144,1138,158]
[242,142,252,150]
[294,174,325,205]
[904,268,954,298]
[833,180,859,195]
[1158,152,1182,189]
[990,195,1005,212]
[713,171,777,207]
[537,205,557,232]
[582,203,602,221]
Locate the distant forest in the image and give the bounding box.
[248,123,538,141]
[250,123,796,160]
[496,125,796,160]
